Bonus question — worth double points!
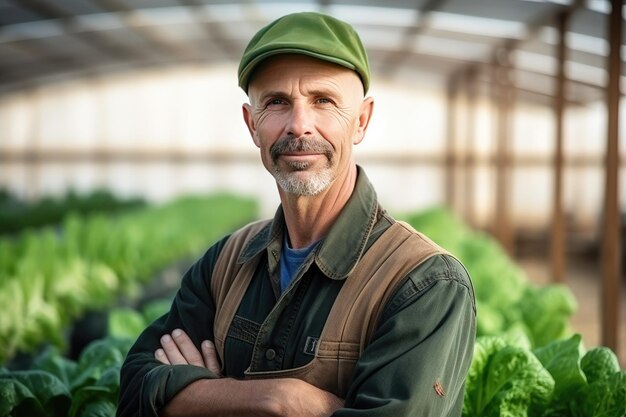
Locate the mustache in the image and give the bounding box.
[270,137,333,163]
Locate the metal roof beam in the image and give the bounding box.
[91,0,200,63]
[451,0,586,82]
[13,0,143,62]
[0,36,95,85]
[384,47,607,98]
[176,0,242,60]
[380,0,449,76]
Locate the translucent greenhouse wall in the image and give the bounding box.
[0,64,624,235]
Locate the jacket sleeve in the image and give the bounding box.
[333,254,477,417]
[116,237,229,417]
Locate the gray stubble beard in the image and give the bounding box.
[273,162,334,196]
[270,137,335,196]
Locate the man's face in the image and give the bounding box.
[242,54,372,196]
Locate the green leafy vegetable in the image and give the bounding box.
[574,371,626,417]
[0,336,132,417]
[580,346,620,385]
[107,309,146,341]
[71,339,131,391]
[69,387,116,417]
[141,299,171,324]
[0,370,71,417]
[520,285,577,348]
[32,347,78,388]
[107,298,172,340]
[0,193,258,364]
[533,335,586,404]
[463,336,554,417]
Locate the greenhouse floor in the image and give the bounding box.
[517,255,626,367]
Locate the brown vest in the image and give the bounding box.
[210,220,447,397]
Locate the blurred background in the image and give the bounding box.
[0,0,624,365]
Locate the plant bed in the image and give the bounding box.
[0,193,258,365]
[2,205,624,417]
[0,189,145,236]
[1,337,133,417]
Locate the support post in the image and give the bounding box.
[551,11,568,283]
[493,48,515,254]
[445,77,459,211]
[26,87,42,201]
[464,68,478,226]
[601,0,622,354]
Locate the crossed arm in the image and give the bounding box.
[153,329,344,417]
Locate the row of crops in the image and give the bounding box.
[0,191,258,366]
[0,189,145,236]
[1,194,625,416]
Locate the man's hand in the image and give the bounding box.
[154,329,344,417]
[155,328,222,376]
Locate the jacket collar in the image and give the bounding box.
[238,166,379,281]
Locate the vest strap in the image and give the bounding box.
[211,219,270,364]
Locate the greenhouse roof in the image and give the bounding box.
[0,0,622,104]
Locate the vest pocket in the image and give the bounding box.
[242,339,359,398]
[227,315,260,344]
[316,340,360,360]
[316,340,360,396]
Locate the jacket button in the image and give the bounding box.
[265,348,276,360]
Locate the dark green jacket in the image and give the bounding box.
[117,168,476,417]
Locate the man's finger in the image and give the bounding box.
[201,340,222,376]
[171,329,205,367]
[160,329,204,367]
[155,348,170,365]
[159,334,186,365]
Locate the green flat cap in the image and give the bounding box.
[238,12,371,93]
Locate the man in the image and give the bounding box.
[117,11,476,417]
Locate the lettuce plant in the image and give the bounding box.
[574,347,625,417]
[573,371,626,417]
[463,334,626,417]
[463,336,554,417]
[0,337,132,417]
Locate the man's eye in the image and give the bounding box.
[267,98,285,106]
[317,98,332,104]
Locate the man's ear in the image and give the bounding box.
[353,96,374,145]
[242,103,260,147]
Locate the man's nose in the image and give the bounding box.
[286,102,314,137]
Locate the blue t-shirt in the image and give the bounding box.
[279,234,319,293]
